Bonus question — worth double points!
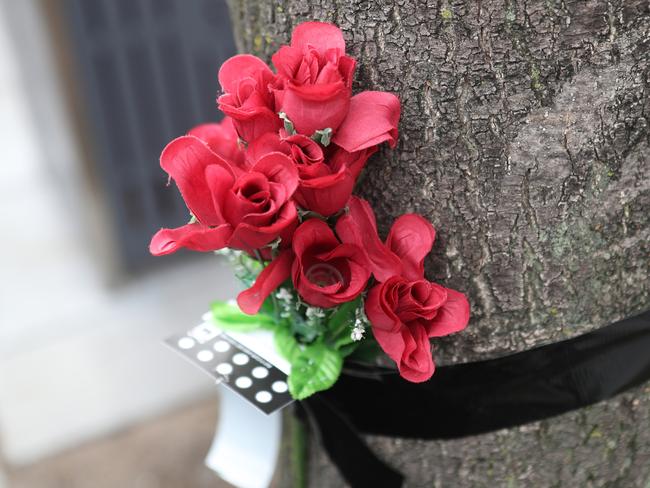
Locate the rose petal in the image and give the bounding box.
[271,45,304,80]
[280,83,349,136]
[228,202,298,252]
[188,119,248,172]
[426,288,471,338]
[290,21,346,56]
[365,278,403,334]
[332,91,400,152]
[371,326,404,366]
[397,324,435,383]
[371,320,435,383]
[329,145,377,180]
[336,196,402,281]
[292,218,340,258]
[204,163,238,224]
[218,54,273,93]
[397,281,447,322]
[386,214,436,281]
[218,101,282,144]
[246,132,286,165]
[282,133,324,164]
[237,250,294,314]
[295,165,354,216]
[160,136,234,226]
[252,152,300,197]
[149,223,232,256]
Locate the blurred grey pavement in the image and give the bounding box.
[0,1,241,485]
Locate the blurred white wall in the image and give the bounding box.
[0,1,237,467]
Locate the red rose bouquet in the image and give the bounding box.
[151,22,469,399]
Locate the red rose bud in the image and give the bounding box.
[291,219,370,308]
[272,22,356,136]
[247,134,370,216]
[292,145,377,216]
[245,131,324,168]
[149,136,298,256]
[291,157,355,217]
[365,276,470,383]
[217,54,283,144]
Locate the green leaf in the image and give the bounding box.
[288,343,343,400]
[291,318,324,343]
[347,337,382,363]
[278,112,296,135]
[311,128,332,146]
[259,296,277,318]
[326,298,360,345]
[327,298,359,330]
[210,301,274,332]
[338,341,360,358]
[334,333,355,350]
[274,326,302,363]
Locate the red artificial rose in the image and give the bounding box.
[149,136,298,256]
[292,151,354,217]
[338,196,470,381]
[291,219,370,308]
[272,22,356,136]
[188,117,248,172]
[332,91,401,152]
[245,131,324,168]
[247,132,373,216]
[365,277,470,382]
[217,54,282,143]
[292,143,377,216]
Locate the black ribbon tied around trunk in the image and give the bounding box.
[301,310,650,488]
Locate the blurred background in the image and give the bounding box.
[0,0,240,486]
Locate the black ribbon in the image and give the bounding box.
[302,310,650,488]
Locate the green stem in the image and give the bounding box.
[290,414,309,488]
[236,252,255,277]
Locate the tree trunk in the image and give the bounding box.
[227,0,650,486]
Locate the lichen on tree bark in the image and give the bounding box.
[228,0,650,486]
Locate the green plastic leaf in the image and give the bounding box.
[328,298,359,330]
[288,343,343,400]
[210,301,274,332]
[311,128,332,146]
[338,341,361,358]
[278,112,296,135]
[291,318,324,343]
[259,296,277,318]
[274,326,302,363]
[334,333,355,350]
[347,337,382,363]
[326,298,360,345]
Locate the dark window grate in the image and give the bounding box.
[65,0,236,270]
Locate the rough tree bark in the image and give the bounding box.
[227,1,650,486]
